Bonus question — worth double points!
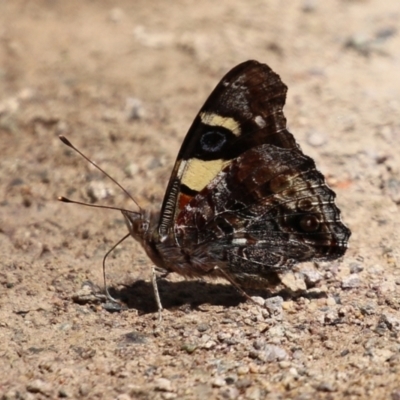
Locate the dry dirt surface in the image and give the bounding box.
[1,1,400,399]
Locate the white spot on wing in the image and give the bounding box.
[255,115,266,128]
[232,238,248,246]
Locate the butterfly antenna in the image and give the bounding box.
[102,233,131,303]
[58,196,140,215]
[59,135,142,212]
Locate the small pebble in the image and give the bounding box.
[212,377,226,388]
[388,354,400,367]
[341,274,361,289]
[197,323,209,332]
[203,340,216,349]
[253,339,265,350]
[326,297,336,307]
[268,325,285,338]
[125,163,140,177]
[236,378,252,389]
[280,272,307,292]
[237,365,249,375]
[379,313,400,332]
[154,378,173,392]
[26,379,53,396]
[258,344,288,363]
[306,130,327,147]
[278,361,292,369]
[181,343,197,353]
[217,332,231,342]
[302,269,323,287]
[340,349,350,357]
[251,296,265,306]
[86,181,114,202]
[264,296,283,315]
[323,340,335,350]
[324,310,339,324]
[225,376,236,385]
[125,97,145,120]
[248,363,259,374]
[282,300,295,311]
[349,263,364,274]
[316,381,336,392]
[360,304,376,316]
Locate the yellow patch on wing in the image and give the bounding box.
[181,158,228,192]
[200,112,241,136]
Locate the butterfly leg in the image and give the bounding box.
[151,266,163,322]
[212,266,256,304]
[154,266,171,279]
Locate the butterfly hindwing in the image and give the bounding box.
[175,145,350,282]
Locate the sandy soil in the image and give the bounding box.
[1,1,400,399]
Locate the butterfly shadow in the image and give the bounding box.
[108,278,275,315]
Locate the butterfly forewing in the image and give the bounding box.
[158,60,299,236]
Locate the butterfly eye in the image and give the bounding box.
[139,222,149,233]
[200,131,227,153]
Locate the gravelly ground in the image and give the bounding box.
[1,1,400,399]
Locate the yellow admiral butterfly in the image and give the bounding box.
[60,60,351,314]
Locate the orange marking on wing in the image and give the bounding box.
[178,193,193,211]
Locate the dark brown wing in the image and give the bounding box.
[175,145,351,287]
[158,60,298,236]
[155,59,350,287]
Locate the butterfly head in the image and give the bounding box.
[122,208,168,271]
[122,209,151,241]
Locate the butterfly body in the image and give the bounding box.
[122,60,351,291]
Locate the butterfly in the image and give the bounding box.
[61,60,351,315]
